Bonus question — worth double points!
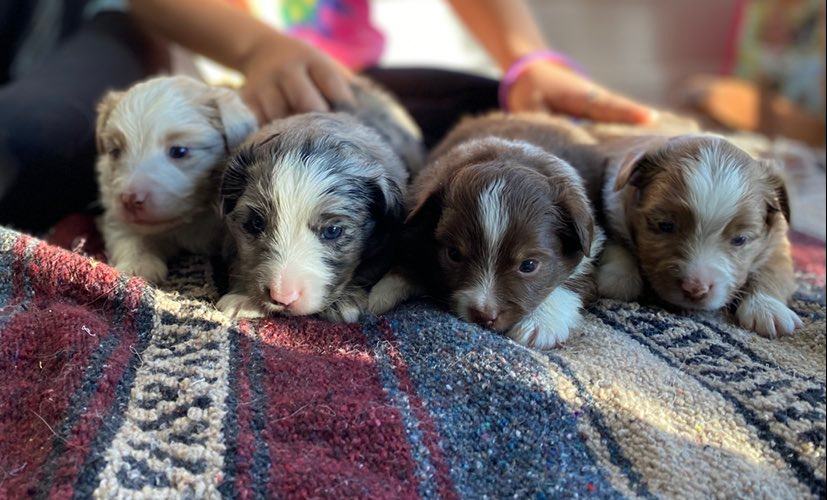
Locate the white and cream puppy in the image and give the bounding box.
[95,75,257,282]
[370,113,604,348]
[595,134,801,338]
[216,79,420,322]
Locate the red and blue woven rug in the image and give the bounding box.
[0,221,824,498]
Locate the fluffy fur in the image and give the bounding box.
[370,113,604,349]
[595,133,801,338]
[217,78,421,322]
[96,75,257,282]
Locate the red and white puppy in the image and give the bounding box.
[597,134,801,337]
[370,113,604,348]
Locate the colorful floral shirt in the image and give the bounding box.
[235,0,385,70]
[86,0,386,70]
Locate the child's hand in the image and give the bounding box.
[240,34,356,123]
[507,60,655,124]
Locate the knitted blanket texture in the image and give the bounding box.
[0,222,824,498]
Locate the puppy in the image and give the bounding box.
[370,113,604,348]
[595,134,801,338]
[96,75,257,282]
[216,78,420,322]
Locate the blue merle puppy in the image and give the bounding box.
[217,78,421,322]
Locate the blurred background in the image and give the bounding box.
[378,0,738,104]
[367,0,826,240]
[372,0,825,147]
[1,0,824,234]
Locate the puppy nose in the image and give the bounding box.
[469,307,499,328]
[682,278,713,301]
[120,192,147,213]
[268,286,301,307]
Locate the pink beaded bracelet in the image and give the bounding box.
[498,50,587,111]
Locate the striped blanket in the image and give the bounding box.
[0,222,824,498]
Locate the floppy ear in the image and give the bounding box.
[763,161,792,223]
[367,177,406,230]
[219,144,255,215]
[385,185,443,266]
[95,90,124,153]
[610,136,671,191]
[405,187,443,231]
[211,87,258,150]
[555,188,595,258]
[358,177,407,282]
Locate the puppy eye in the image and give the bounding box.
[168,146,189,159]
[446,247,463,263]
[730,235,749,247]
[657,221,676,234]
[320,225,343,241]
[109,148,122,160]
[243,210,266,236]
[518,259,539,274]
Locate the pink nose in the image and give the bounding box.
[682,277,713,301]
[268,286,301,307]
[120,192,148,214]
[469,306,499,328]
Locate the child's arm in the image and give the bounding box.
[130,0,355,123]
[446,0,654,124]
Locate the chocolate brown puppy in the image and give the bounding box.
[370,113,604,348]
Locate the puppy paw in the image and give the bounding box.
[217,293,266,319]
[322,290,367,323]
[507,287,582,349]
[368,273,418,315]
[114,255,168,283]
[736,292,803,338]
[508,313,573,349]
[597,245,642,301]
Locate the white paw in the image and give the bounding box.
[596,245,643,301]
[508,313,574,349]
[114,255,168,283]
[322,303,361,323]
[507,287,582,349]
[217,293,266,319]
[322,291,367,323]
[736,293,803,338]
[368,273,418,315]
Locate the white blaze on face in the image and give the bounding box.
[480,178,509,253]
[681,142,746,308]
[262,153,340,314]
[456,179,509,314]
